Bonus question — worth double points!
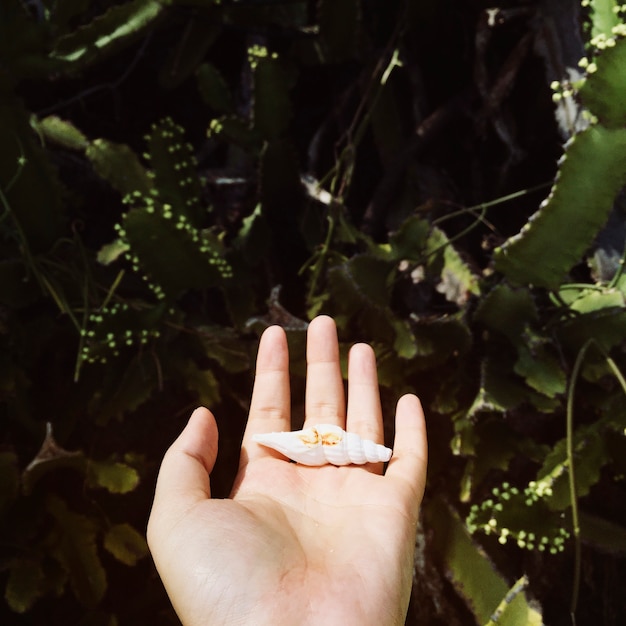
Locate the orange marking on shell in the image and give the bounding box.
[298,429,321,447]
[321,432,342,446]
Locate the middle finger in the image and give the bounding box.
[304,316,345,428]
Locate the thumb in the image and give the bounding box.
[148,407,218,541]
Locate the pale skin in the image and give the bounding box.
[147,316,428,626]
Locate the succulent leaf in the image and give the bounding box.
[494,125,626,287]
[580,36,626,127]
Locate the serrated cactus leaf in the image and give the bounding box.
[537,424,607,511]
[123,205,232,298]
[428,498,543,625]
[96,239,131,265]
[36,115,89,151]
[86,139,153,196]
[579,511,626,554]
[494,125,626,288]
[51,0,165,68]
[588,0,621,38]
[81,301,166,365]
[259,139,302,212]
[49,0,91,32]
[252,52,292,139]
[196,63,235,114]
[580,37,626,128]
[318,0,360,61]
[208,115,262,152]
[103,523,148,566]
[146,118,204,224]
[466,482,571,555]
[159,14,221,89]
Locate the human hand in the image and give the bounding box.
[147,316,427,625]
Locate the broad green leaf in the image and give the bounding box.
[427,498,542,625]
[474,284,537,343]
[460,419,520,497]
[513,345,566,398]
[580,37,626,128]
[426,227,480,306]
[87,459,140,494]
[183,361,222,407]
[557,306,626,352]
[563,287,625,313]
[103,523,149,566]
[47,496,107,608]
[468,358,528,417]
[195,325,251,373]
[231,203,271,265]
[494,125,626,288]
[4,560,45,613]
[410,315,472,370]
[86,139,153,196]
[327,254,396,342]
[92,354,158,424]
[387,215,430,261]
[392,318,418,359]
[0,451,19,513]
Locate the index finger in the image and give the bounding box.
[241,325,291,461]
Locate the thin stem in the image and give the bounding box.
[566,339,593,624]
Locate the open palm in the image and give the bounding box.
[147,316,427,625]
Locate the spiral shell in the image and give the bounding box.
[251,424,392,466]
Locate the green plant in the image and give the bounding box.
[1,1,626,624]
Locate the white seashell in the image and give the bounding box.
[251,424,392,466]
